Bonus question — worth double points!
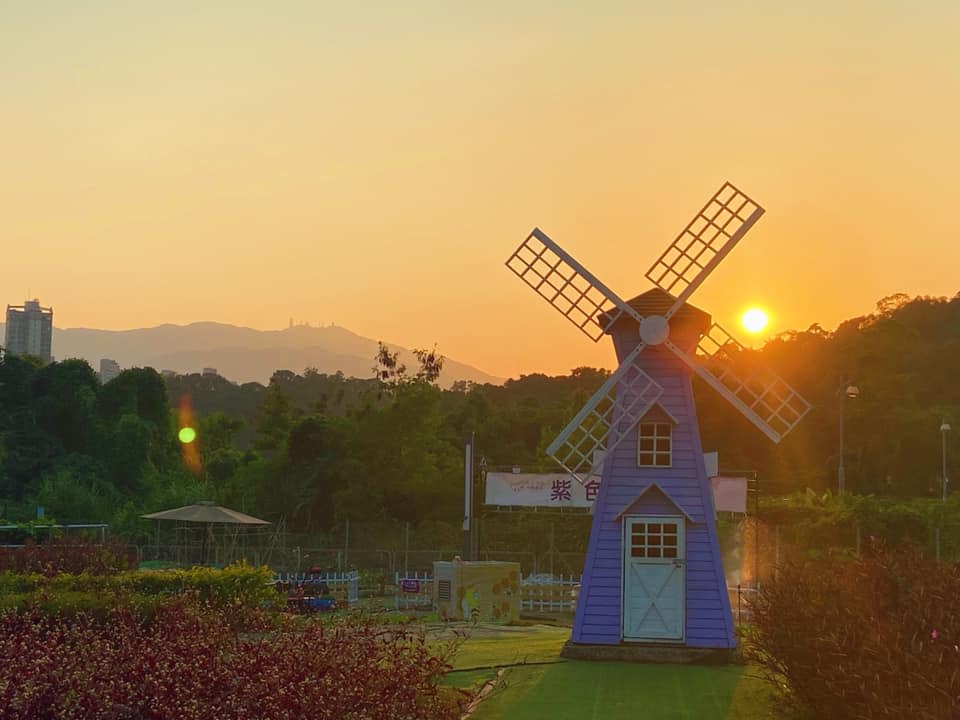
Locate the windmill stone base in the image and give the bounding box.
[560,641,737,665]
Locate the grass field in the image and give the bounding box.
[442,624,790,720]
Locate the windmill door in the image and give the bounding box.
[622,516,685,642]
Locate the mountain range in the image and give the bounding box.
[0,322,504,388]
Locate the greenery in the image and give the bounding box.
[0,562,275,616]
[1,293,958,548]
[748,545,960,719]
[471,663,784,720]
[0,356,207,536]
[443,625,785,720]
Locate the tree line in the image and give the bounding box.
[1,293,957,539]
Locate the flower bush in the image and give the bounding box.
[0,597,463,720]
[748,544,960,719]
[0,537,134,576]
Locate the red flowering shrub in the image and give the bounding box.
[748,544,960,719]
[0,597,464,720]
[0,537,134,576]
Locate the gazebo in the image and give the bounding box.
[142,501,278,567]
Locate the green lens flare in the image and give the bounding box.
[178,427,197,444]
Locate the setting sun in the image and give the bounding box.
[741,308,769,334]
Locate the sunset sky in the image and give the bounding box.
[3,2,959,379]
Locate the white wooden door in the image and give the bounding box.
[622,516,685,641]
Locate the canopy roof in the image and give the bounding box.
[141,501,269,525]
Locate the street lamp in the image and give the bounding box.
[941,420,951,502]
[838,382,860,495]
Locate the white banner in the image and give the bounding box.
[703,451,718,479]
[484,454,740,512]
[484,472,600,508]
[710,476,748,513]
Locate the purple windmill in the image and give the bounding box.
[506,183,810,654]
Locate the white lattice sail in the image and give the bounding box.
[646,183,764,316]
[507,228,643,342]
[666,324,811,442]
[547,345,663,483]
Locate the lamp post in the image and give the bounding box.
[942,420,951,502]
[462,433,474,560]
[838,382,860,495]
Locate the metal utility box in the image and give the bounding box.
[433,559,521,623]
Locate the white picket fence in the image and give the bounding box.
[728,583,759,624]
[392,572,581,613]
[389,573,758,622]
[520,574,580,613]
[274,571,359,604]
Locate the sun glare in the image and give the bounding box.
[741,308,769,334]
[178,427,197,444]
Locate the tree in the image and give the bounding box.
[255,384,293,454]
[198,412,244,455]
[373,342,445,389]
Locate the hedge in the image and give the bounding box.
[0,562,275,616]
[748,544,960,719]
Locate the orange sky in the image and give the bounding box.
[2,2,959,379]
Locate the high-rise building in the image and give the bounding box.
[99,358,121,383]
[5,299,53,363]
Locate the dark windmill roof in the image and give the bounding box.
[599,288,711,334]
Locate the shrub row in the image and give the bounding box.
[0,537,134,576]
[748,544,960,719]
[0,563,275,615]
[0,597,464,720]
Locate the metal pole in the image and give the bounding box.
[942,422,949,502]
[838,396,846,495]
[774,524,781,581]
[404,522,410,576]
[549,521,555,578]
[462,433,474,560]
[754,472,760,588]
[344,517,349,568]
[473,457,485,561]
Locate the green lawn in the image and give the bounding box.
[441,624,790,720]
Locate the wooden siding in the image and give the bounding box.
[570,323,736,649]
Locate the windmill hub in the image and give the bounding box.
[639,315,670,345]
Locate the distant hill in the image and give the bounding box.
[0,321,503,387]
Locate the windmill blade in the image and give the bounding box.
[646,183,764,319]
[547,344,663,483]
[507,228,643,342]
[663,325,811,443]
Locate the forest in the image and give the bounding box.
[0,292,957,540]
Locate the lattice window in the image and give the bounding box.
[638,422,672,467]
[630,521,680,559]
